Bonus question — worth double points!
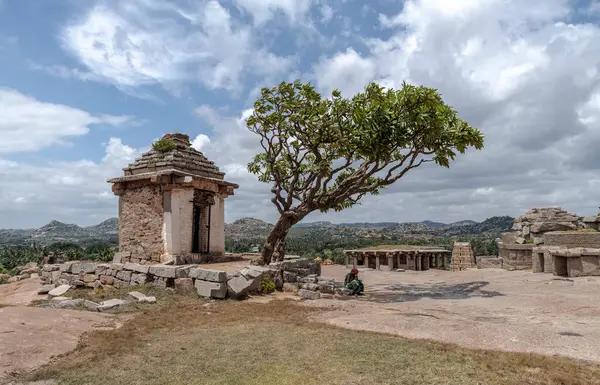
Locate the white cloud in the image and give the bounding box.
[59,0,293,95]
[306,0,600,222]
[233,0,313,25]
[0,138,144,228]
[191,134,211,151]
[320,5,333,23]
[0,88,133,153]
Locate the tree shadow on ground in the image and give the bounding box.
[357,281,504,303]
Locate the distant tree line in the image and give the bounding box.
[0,241,116,274]
[226,231,499,264]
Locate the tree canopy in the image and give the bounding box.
[247,80,484,264]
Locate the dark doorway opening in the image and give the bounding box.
[538,253,545,273]
[192,205,211,253]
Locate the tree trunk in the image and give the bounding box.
[257,215,295,265]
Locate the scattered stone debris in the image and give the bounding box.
[97,298,125,312]
[127,291,156,303]
[298,289,321,300]
[37,284,55,295]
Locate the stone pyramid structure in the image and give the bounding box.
[450,242,475,271]
[121,133,224,180]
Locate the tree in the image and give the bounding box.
[247,80,484,265]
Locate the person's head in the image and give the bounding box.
[351,267,358,275]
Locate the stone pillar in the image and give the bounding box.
[365,255,370,269]
[353,254,358,268]
[208,194,226,255]
[415,253,421,271]
[375,255,380,270]
[388,253,394,271]
[345,253,349,269]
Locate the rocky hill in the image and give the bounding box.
[0,215,514,246]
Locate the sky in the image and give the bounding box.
[2,0,600,228]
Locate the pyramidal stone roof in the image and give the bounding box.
[108,133,232,184]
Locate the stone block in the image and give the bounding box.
[72,280,85,287]
[83,274,97,283]
[151,277,168,288]
[300,283,320,291]
[196,280,227,299]
[110,263,125,271]
[175,278,195,294]
[298,289,321,300]
[124,262,150,274]
[227,276,252,299]
[98,298,125,312]
[94,264,111,275]
[38,284,55,295]
[299,274,318,284]
[175,266,192,278]
[59,261,76,273]
[116,270,133,282]
[71,262,97,274]
[149,265,178,278]
[85,300,100,311]
[55,298,85,309]
[43,264,60,272]
[112,278,127,289]
[283,271,298,283]
[189,268,227,282]
[99,275,115,286]
[127,291,155,302]
[282,282,298,293]
[60,273,74,283]
[51,270,61,283]
[131,273,149,285]
[48,284,71,297]
[50,296,71,302]
[581,256,600,276]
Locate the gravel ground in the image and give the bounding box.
[313,265,600,363]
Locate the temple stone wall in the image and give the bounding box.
[450,242,475,271]
[119,185,164,264]
[476,256,503,269]
[544,232,600,248]
[499,243,533,270]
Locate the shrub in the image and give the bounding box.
[260,275,276,294]
[0,264,7,275]
[152,138,177,153]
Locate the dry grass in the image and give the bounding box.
[25,298,600,385]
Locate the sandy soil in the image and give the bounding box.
[0,279,120,384]
[311,265,600,363]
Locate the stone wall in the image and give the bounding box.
[40,258,321,300]
[544,231,600,248]
[119,185,165,264]
[498,243,533,270]
[476,256,503,269]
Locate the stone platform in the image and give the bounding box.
[41,258,322,300]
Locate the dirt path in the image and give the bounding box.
[313,265,600,363]
[0,279,120,384]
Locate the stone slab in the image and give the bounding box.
[124,262,150,274]
[195,280,227,299]
[38,284,55,295]
[48,284,71,297]
[189,268,227,282]
[148,265,179,278]
[98,299,125,312]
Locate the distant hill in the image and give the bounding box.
[0,215,514,246]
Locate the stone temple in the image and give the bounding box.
[108,133,239,265]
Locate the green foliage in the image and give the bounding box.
[152,138,177,153]
[0,263,7,275]
[247,80,484,215]
[0,242,117,270]
[260,275,276,294]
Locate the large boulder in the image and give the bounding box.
[227,275,252,299]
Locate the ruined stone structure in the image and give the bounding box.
[499,207,584,271]
[476,256,503,269]
[344,246,450,271]
[108,133,238,265]
[450,242,475,271]
[533,231,600,277]
[512,207,582,245]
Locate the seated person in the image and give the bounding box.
[344,267,364,295]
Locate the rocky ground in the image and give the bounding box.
[313,265,600,363]
[0,278,124,384]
